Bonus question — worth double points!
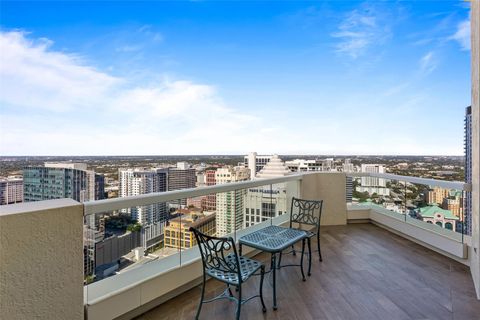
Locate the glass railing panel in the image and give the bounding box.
[84,198,182,303]
[353,176,405,221]
[84,178,303,304]
[404,183,465,242]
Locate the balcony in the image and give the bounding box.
[1,171,479,319]
[140,224,480,320]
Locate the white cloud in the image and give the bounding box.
[0,31,120,112]
[0,31,264,155]
[331,5,390,59]
[419,51,437,75]
[0,30,464,156]
[137,24,163,43]
[115,45,142,52]
[449,19,470,51]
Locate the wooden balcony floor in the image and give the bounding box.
[137,224,480,320]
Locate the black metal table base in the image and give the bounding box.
[238,226,309,311]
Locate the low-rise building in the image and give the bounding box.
[164,210,216,250]
[417,205,459,231]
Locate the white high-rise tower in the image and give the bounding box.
[215,166,250,236]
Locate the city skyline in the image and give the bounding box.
[0,1,472,156]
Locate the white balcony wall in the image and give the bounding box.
[470,0,480,299]
[0,199,84,319]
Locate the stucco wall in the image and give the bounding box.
[300,172,347,226]
[0,199,84,319]
[470,0,480,299]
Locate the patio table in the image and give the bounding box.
[238,225,307,310]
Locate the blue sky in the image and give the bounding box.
[0,1,471,155]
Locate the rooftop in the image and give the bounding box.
[419,205,459,220]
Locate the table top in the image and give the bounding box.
[239,225,307,253]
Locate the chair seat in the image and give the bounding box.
[206,254,262,285]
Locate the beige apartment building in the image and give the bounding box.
[164,210,216,250]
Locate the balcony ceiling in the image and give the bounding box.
[138,224,480,320]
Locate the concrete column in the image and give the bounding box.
[300,172,347,225]
[470,0,480,299]
[0,199,84,319]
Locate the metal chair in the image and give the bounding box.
[190,227,266,320]
[279,197,323,276]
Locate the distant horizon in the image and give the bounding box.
[0,154,465,158]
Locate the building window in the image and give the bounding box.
[262,202,276,218]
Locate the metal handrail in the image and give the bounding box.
[84,173,306,216]
[347,172,470,191]
[84,171,471,216]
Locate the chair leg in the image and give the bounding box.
[278,250,282,269]
[307,237,312,276]
[292,244,296,256]
[259,265,267,312]
[227,284,234,297]
[235,284,242,320]
[195,274,206,320]
[317,233,322,262]
[300,239,306,281]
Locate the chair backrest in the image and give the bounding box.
[289,197,323,233]
[189,227,241,277]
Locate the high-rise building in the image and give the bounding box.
[168,162,196,206]
[215,166,250,236]
[356,164,390,196]
[322,158,335,171]
[342,159,355,173]
[0,177,23,205]
[118,168,168,249]
[443,196,462,217]
[346,176,353,203]
[464,106,472,235]
[244,155,290,228]
[343,159,354,203]
[244,152,273,178]
[427,187,450,205]
[205,169,217,211]
[23,162,105,203]
[118,168,168,225]
[23,163,106,275]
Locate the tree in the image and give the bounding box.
[127,223,142,232]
